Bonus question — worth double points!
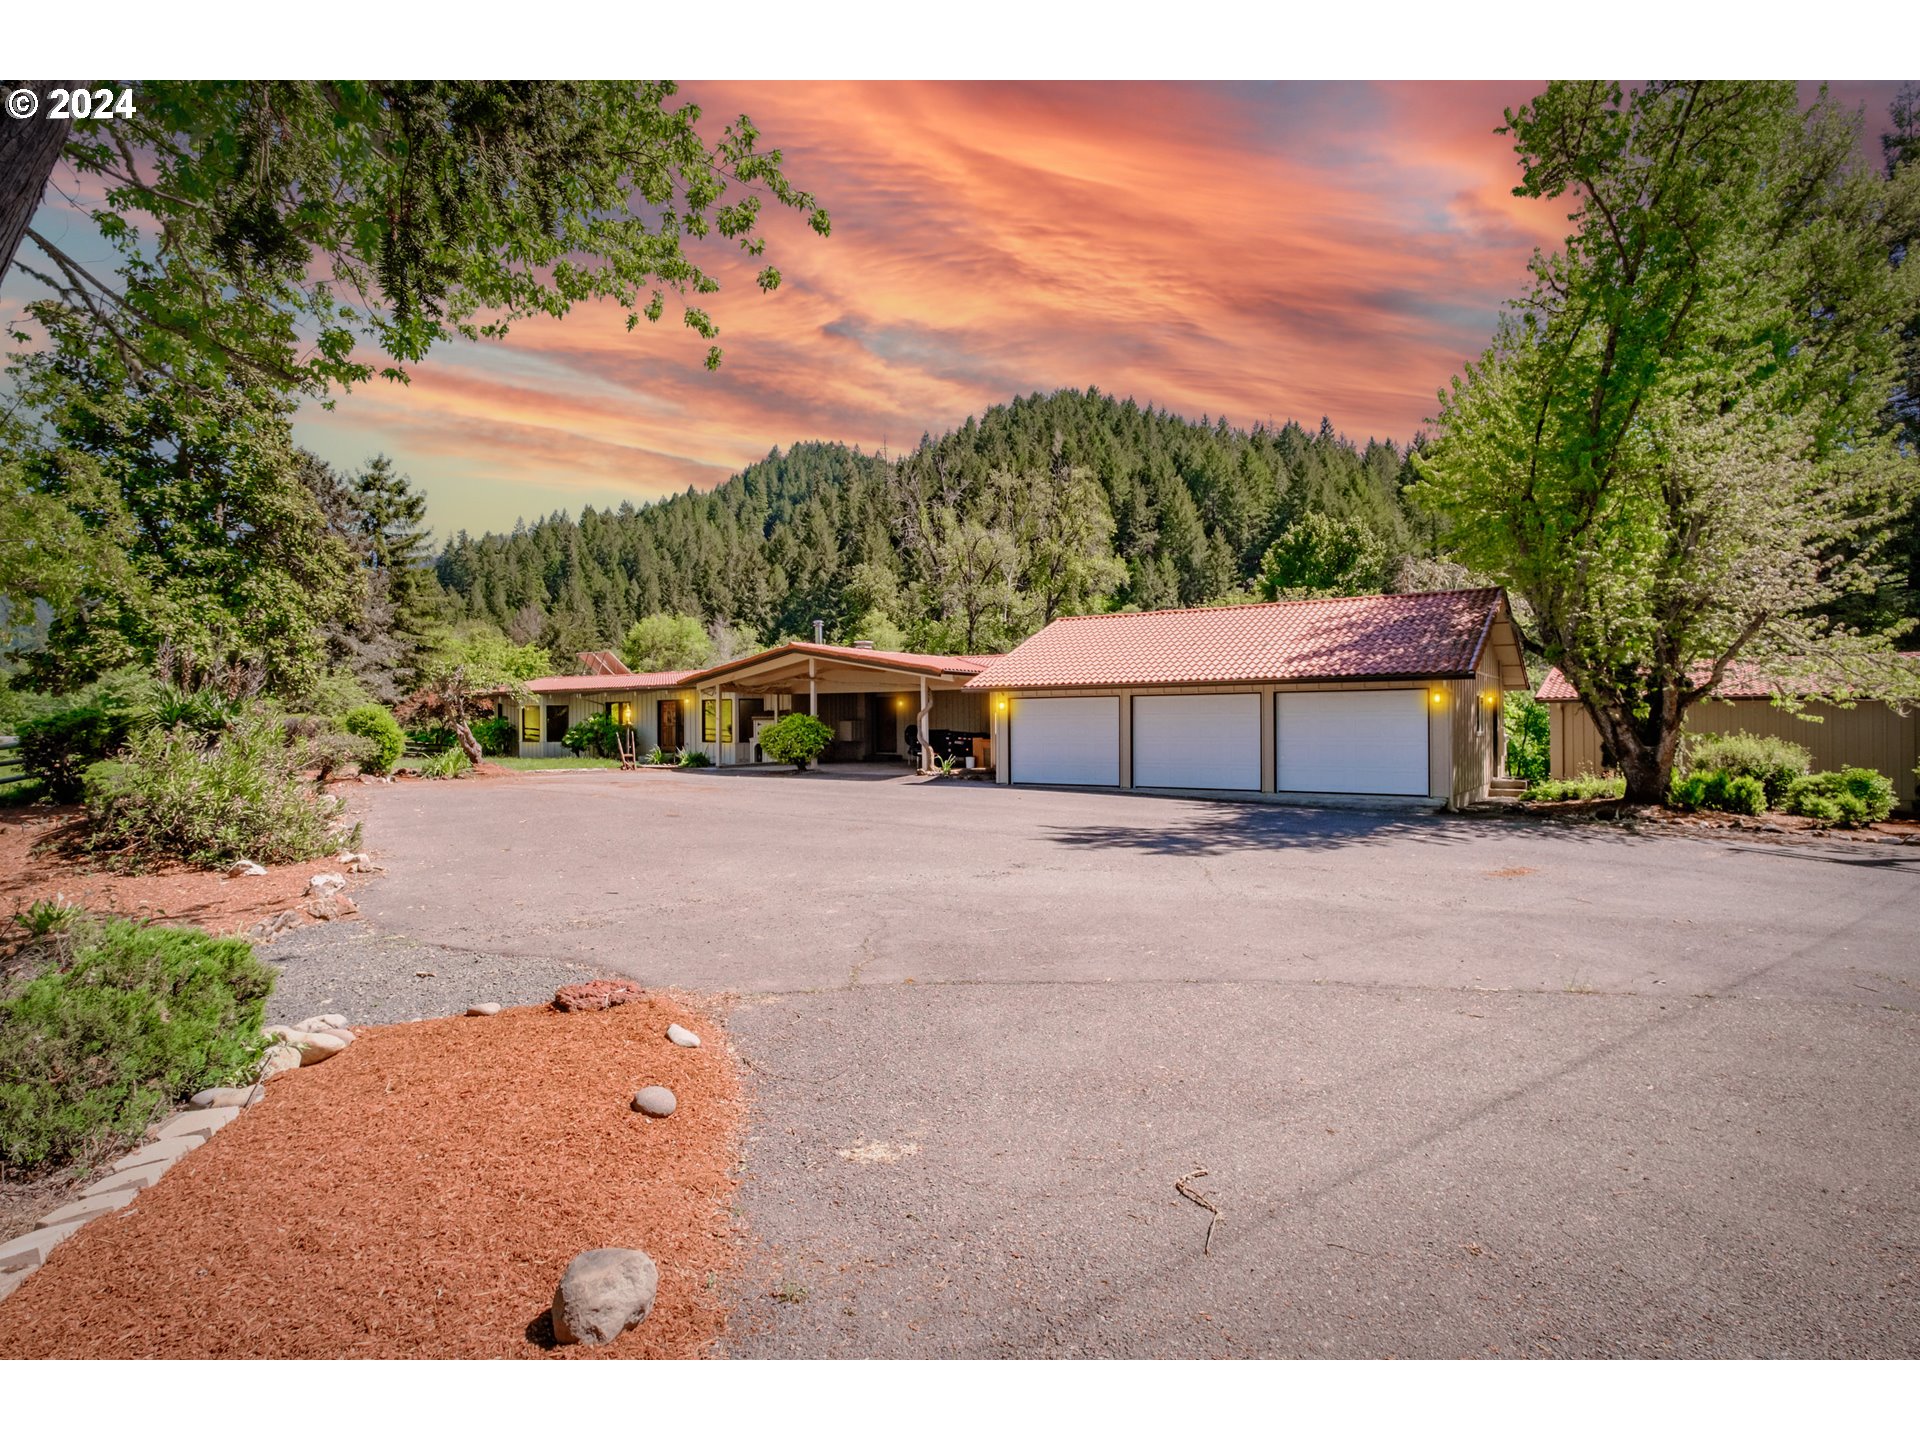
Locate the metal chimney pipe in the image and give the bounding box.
[813,619,824,644]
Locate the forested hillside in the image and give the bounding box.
[435,388,1438,658]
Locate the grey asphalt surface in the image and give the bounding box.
[278,767,1920,1357]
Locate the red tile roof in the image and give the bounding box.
[966,590,1508,690]
[521,670,697,694]
[1536,657,1920,702]
[686,642,993,684]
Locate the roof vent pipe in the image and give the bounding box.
[813,619,825,643]
[852,640,874,650]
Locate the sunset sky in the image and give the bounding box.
[26,80,1909,538]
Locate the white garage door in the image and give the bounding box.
[1276,690,1429,795]
[1010,696,1120,786]
[1132,694,1261,791]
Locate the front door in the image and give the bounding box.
[659,698,681,753]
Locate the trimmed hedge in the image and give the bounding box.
[1678,731,1811,807]
[0,918,273,1172]
[1783,768,1895,827]
[1668,767,1766,816]
[342,704,406,774]
[759,712,833,770]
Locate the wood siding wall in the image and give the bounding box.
[1547,698,1918,810]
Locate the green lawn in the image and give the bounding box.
[493,755,625,771]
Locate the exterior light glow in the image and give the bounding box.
[1431,689,1446,705]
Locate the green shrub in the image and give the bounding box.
[470,715,515,756]
[643,744,669,765]
[18,705,135,802]
[83,712,348,867]
[1521,774,1625,802]
[406,723,457,754]
[677,748,713,768]
[342,704,406,774]
[563,713,620,757]
[1783,768,1895,827]
[417,746,471,779]
[0,917,273,1172]
[1669,768,1766,816]
[139,684,244,739]
[1678,731,1811,807]
[279,713,376,782]
[759,712,834,770]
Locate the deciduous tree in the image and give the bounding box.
[1415,81,1920,803]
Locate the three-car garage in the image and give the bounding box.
[970,589,1531,809]
[1004,689,1430,796]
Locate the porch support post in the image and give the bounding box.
[918,675,931,774]
[808,657,818,717]
[728,687,738,766]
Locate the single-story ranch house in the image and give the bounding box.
[495,587,1531,809]
[1538,664,1920,812]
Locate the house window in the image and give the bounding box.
[701,698,733,743]
[606,701,634,727]
[520,706,540,743]
[546,704,571,742]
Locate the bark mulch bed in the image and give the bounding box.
[0,807,355,939]
[0,993,743,1358]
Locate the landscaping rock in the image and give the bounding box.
[631,1086,677,1118]
[190,1084,264,1109]
[305,872,347,898]
[258,1043,303,1080]
[0,1221,88,1274]
[305,894,359,921]
[226,859,268,878]
[553,979,647,1013]
[293,1031,348,1065]
[334,851,370,866]
[550,1247,658,1346]
[467,1002,503,1016]
[665,1023,701,1048]
[81,1160,172,1197]
[248,909,303,943]
[111,1135,202,1170]
[36,1189,138,1229]
[295,1013,349,1032]
[158,1106,241,1142]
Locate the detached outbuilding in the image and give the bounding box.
[1538,664,1920,812]
[966,589,1530,808]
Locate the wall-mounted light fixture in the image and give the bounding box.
[1431,689,1446,706]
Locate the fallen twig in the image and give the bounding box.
[1175,1166,1221,1256]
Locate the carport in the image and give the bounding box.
[966,589,1530,808]
[684,642,994,769]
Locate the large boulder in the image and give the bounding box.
[305,873,347,898]
[552,979,647,1013]
[551,1248,658,1346]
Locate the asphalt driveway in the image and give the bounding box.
[272,768,1920,1357]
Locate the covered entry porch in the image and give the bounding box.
[685,643,994,771]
